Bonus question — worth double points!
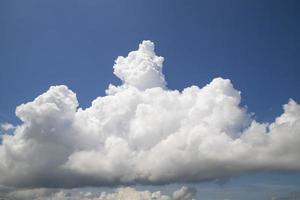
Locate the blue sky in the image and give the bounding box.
[1,0,300,199]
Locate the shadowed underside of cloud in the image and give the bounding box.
[0,41,300,188]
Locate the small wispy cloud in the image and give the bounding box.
[0,123,15,132]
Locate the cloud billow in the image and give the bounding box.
[0,41,300,188]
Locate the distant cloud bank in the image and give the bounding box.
[3,186,196,200]
[0,41,300,188]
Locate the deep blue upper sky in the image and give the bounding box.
[1,0,299,123]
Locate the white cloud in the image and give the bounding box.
[172,186,196,200]
[97,187,172,200]
[0,123,15,131]
[0,41,300,188]
[113,40,166,91]
[6,186,196,200]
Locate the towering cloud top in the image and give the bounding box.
[113,40,166,90]
[0,41,300,188]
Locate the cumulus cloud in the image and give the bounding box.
[172,186,196,200]
[6,186,196,200]
[113,40,166,90]
[0,40,300,188]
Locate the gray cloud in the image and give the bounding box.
[0,41,300,188]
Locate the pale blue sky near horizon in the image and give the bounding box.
[1,0,300,199]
